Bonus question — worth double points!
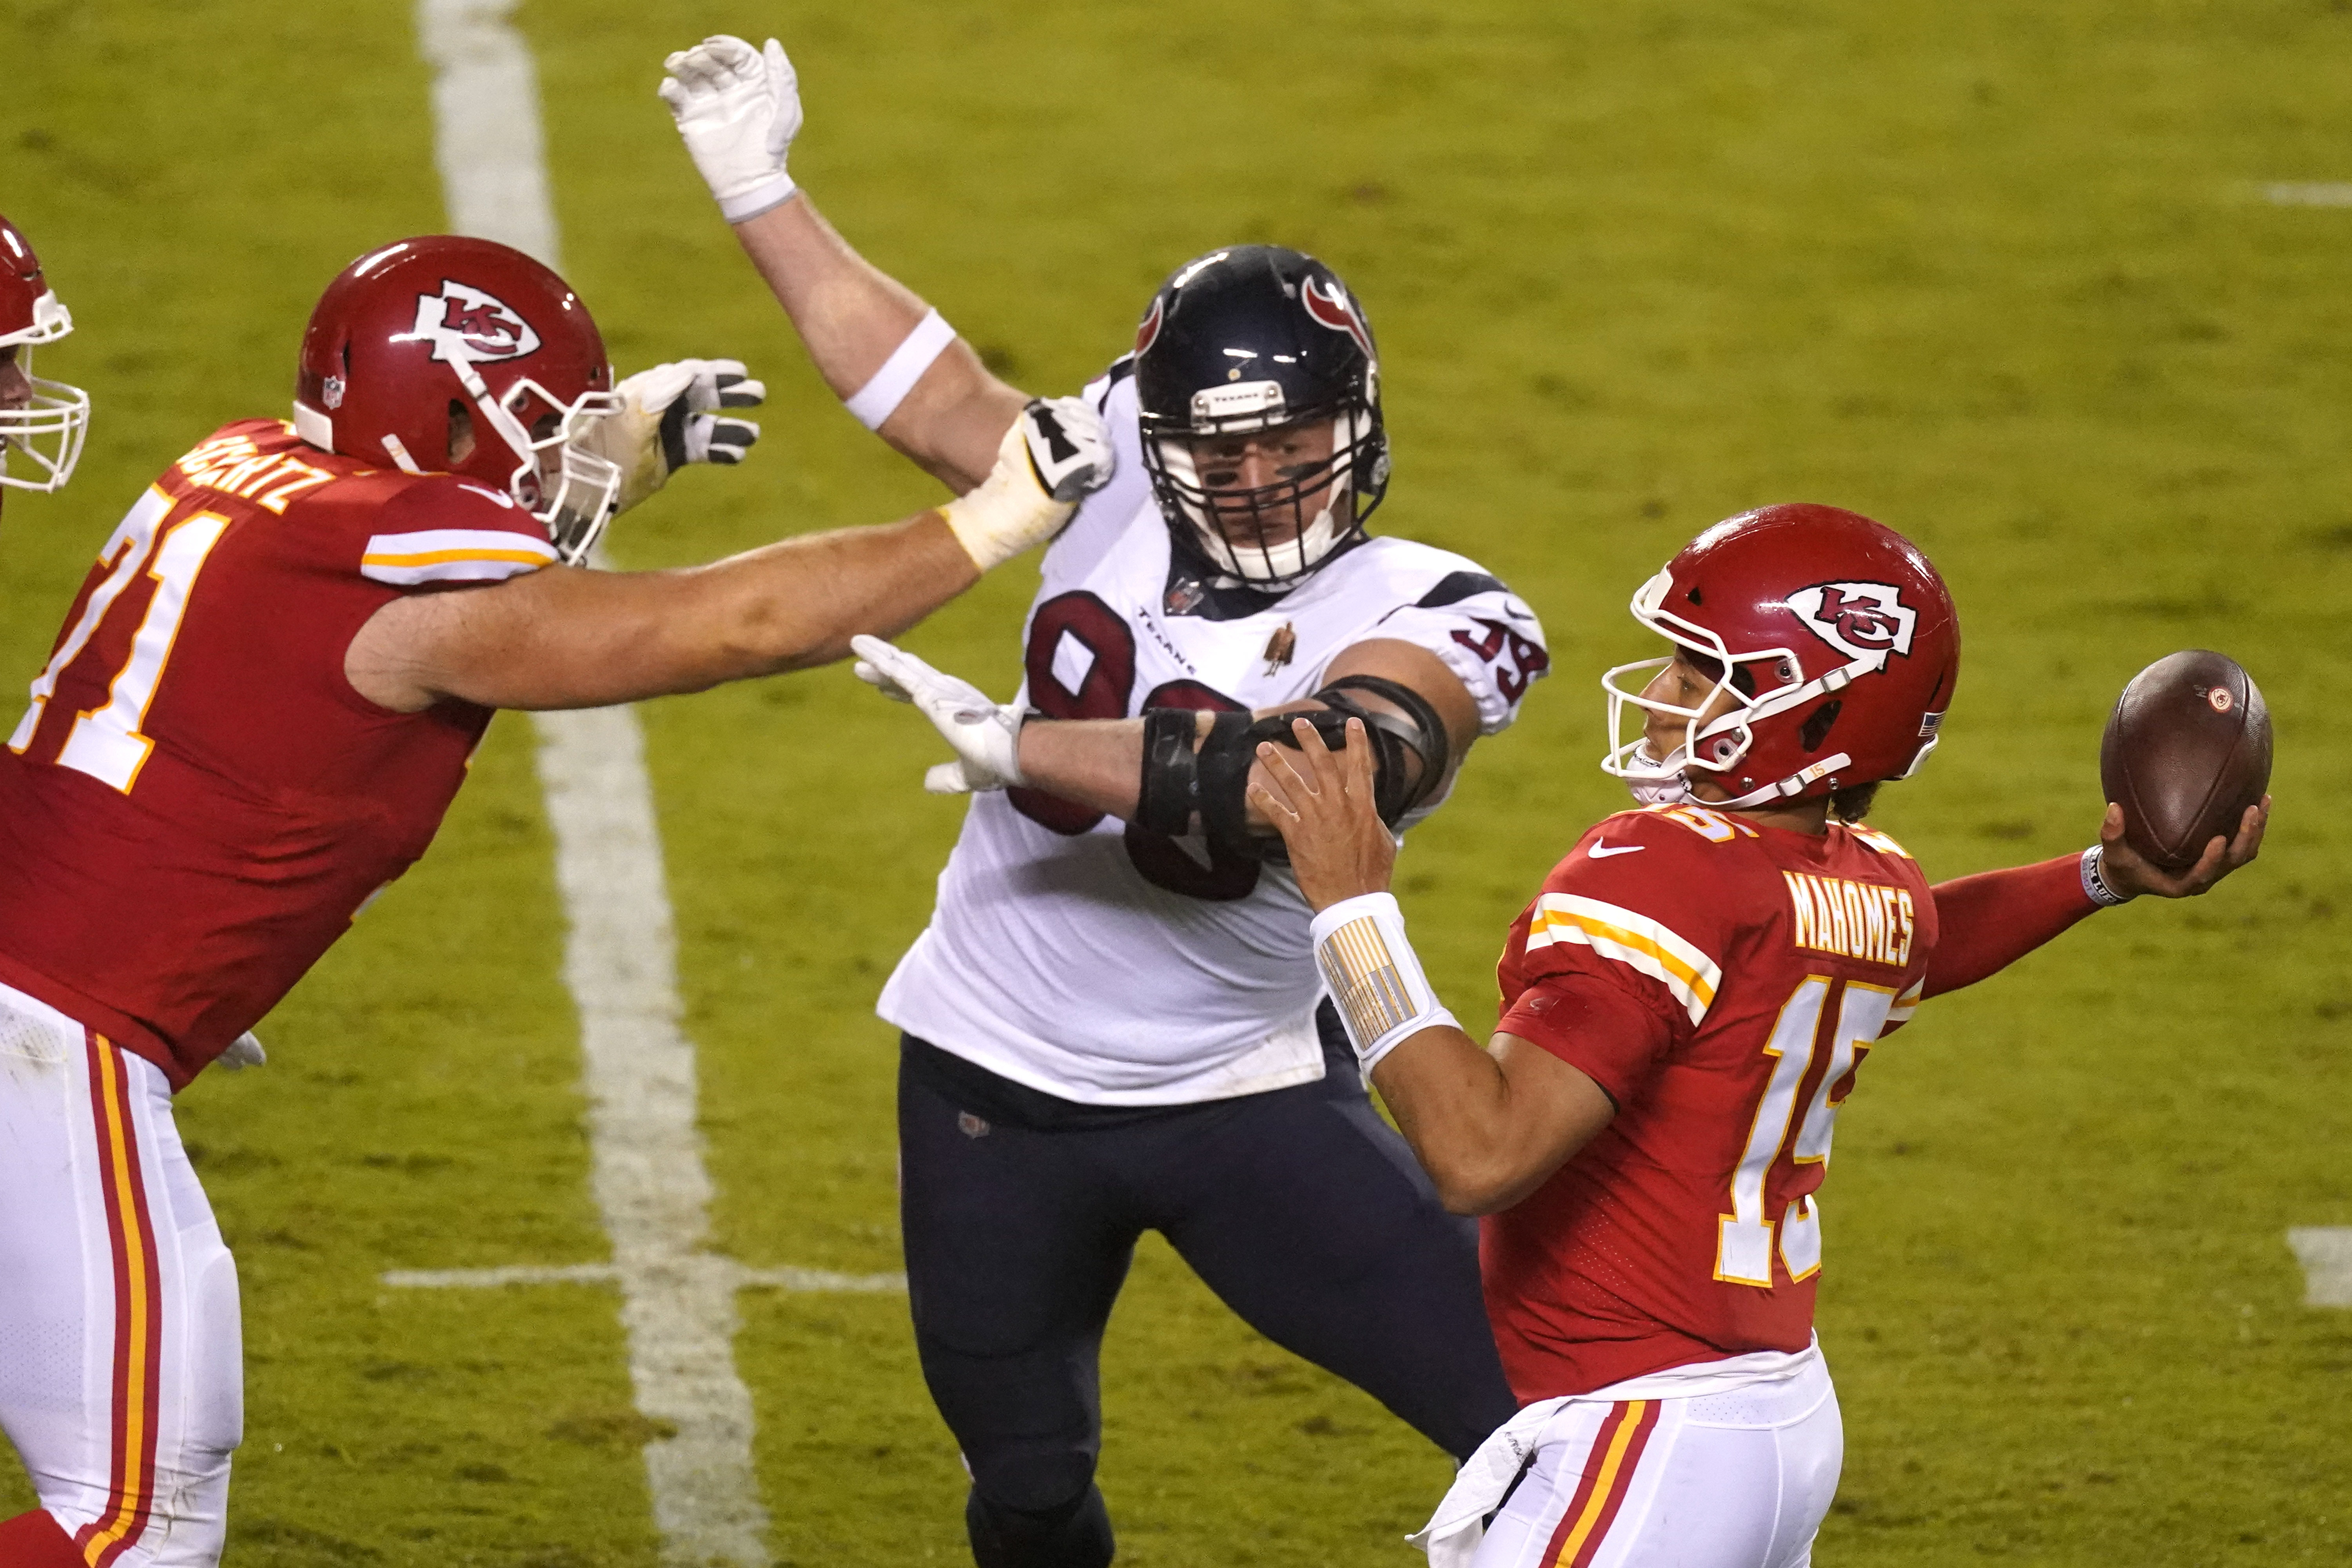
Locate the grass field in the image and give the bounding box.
[4,0,2349,1563]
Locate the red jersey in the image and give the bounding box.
[1481,801,1940,1401]
[0,418,559,1088]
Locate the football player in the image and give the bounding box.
[1250,504,2268,1568]
[663,35,1543,1567]
[0,233,1109,1568]
[0,213,92,505]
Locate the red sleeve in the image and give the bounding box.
[1498,972,1677,1110]
[1922,852,2099,998]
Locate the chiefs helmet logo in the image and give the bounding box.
[406,280,541,366]
[1786,581,1918,663]
[1302,275,1375,361]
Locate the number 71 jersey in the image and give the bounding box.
[1481,803,1941,1401]
[0,418,559,1087]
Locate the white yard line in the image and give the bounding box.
[2258,181,2352,207]
[408,4,908,1561]
[2287,1228,2352,1308]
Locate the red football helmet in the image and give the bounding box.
[1601,503,1962,809]
[0,214,91,492]
[292,236,622,561]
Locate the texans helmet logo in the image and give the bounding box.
[1302,275,1375,361]
[407,279,541,366]
[1134,293,1166,356]
[1786,581,1918,663]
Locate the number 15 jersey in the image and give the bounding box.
[1482,803,1940,1401]
[879,364,1550,1105]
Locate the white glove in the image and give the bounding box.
[217,1031,267,1071]
[659,35,802,223]
[850,635,1028,793]
[581,358,765,515]
[939,398,1115,571]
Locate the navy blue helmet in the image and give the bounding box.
[1133,245,1388,586]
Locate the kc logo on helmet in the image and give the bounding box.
[1786,582,1918,662]
[406,280,541,366]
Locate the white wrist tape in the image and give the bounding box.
[719,172,799,225]
[844,309,957,430]
[1311,892,1459,1073]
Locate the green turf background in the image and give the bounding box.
[3,0,2347,1562]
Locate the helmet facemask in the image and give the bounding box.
[0,292,88,493]
[1144,390,1381,586]
[1599,568,1857,809]
[444,357,623,565]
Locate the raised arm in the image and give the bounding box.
[660,35,1026,492]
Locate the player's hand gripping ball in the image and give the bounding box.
[2096,648,2272,896]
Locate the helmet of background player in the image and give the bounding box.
[0,214,91,493]
[291,235,624,563]
[1599,503,1962,810]
[1133,245,1389,588]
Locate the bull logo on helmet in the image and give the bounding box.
[406,280,541,366]
[1787,582,1918,664]
[1134,293,1166,357]
[1301,275,1375,362]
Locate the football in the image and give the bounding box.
[2099,650,2274,869]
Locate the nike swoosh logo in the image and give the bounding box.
[1587,844,1646,859]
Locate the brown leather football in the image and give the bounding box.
[2099,650,2272,869]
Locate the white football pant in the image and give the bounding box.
[1470,1354,1840,1568]
[0,982,241,1567]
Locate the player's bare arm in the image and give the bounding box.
[661,35,1025,492]
[849,633,1479,838]
[1252,718,1616,1215]
[347,512,975,712]
[350,398,1111,712]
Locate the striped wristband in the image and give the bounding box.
[1311,892,1459,1073]
[2080,845,2136,907]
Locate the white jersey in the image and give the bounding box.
[878,363,1550,1104]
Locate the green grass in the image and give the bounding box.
[4,0,2349,1562]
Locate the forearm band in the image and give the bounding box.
[2080,845,2136,907]
[1310,892,1460,1073]
[1136,708,1205,836]
[844,309,956,431]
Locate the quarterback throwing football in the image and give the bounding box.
[1250,504,2266,1568]
[664,34,1543,1568]
[0,234,1107,1568]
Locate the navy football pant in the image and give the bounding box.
[898,1016,1517,1566]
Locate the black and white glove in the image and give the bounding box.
[659,35,802,223]
[938,398,1115,570]
[582,358,765,516]
[850,635,1028,794]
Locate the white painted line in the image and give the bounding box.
[385,1263,621,1289]
[2259,181,2352,207]
[414,4,774,1563]
[2287,1228,2352,1307]
[381,1261,906,1293]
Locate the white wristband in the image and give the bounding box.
[718,172,799,225]
[844,309,957,430]
[1311,892,1460,1073]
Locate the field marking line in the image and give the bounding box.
[2287,1228,2352,1308]
[383,1262,907,1293]
[414,3,909,1562]
[2257,181,2352,207]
